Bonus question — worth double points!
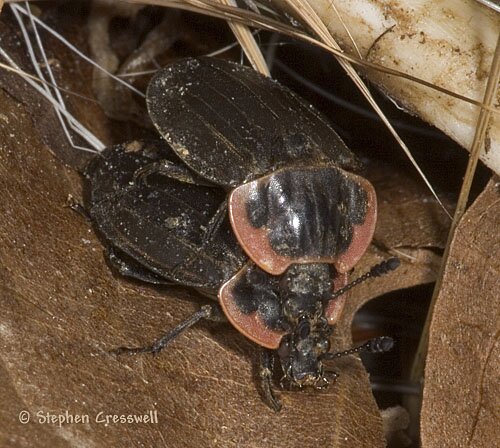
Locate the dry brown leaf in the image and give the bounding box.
[421,179,500,448]
[0,8,452,447]
[381,406,411,448]
[0,83,385,447]
[336,163,448,340]
[0,103,448,448]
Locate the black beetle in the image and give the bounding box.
[82,57,399,411]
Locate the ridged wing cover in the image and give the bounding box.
[85,140,247,288]
[146,57,360,187]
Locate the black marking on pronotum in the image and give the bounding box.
[245,167,368,258]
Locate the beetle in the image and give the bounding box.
[82,57,399,411]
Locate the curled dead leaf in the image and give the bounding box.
[0,82,386,447]
[0,7,454,447]
[421,179,500,448]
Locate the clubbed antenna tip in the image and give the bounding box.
[370,336,394,353]
[321,336,395,360]
[370,257,401,277]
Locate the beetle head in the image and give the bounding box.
[277,316,332,388]
[277,258,401,388]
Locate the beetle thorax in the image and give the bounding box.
[280,263,332,324]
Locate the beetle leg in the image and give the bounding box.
[170,200,231,280]
[106,248,174,285]
[111,304,217,356]
[259,349,282,412]
[133,160,213,187]
[66,194,91,222]
[322,370,339,386]
[203,199,228,243]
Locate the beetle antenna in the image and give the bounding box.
[328,257,400,302]
[321,336,394,360]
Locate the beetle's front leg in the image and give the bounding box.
[111,303,222,356]
[259,349,282,412]
[321,370,339,388]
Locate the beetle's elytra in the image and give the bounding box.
[83,57,399,411]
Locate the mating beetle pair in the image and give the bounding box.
[83,57,399,411]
